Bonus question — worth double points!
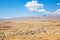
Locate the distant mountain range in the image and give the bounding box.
[0,14,60,22]
[0,18,6,21]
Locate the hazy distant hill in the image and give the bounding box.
[7,15,60,22]
[0,14,60,22]
[0,18,6,21]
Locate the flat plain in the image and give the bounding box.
[0,20,60,40]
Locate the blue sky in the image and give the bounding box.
[0,0,60,18]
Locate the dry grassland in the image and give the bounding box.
[0,21,60,40]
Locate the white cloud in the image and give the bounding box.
[37,9,46,13]
[48,9,60,15]
[54,9,60,14]
[25,0,60,15]
[25,0,44,12]
[57,3,60,6]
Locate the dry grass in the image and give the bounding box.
[0,21,60,40]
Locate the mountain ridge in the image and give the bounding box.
[0,15,60,22]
